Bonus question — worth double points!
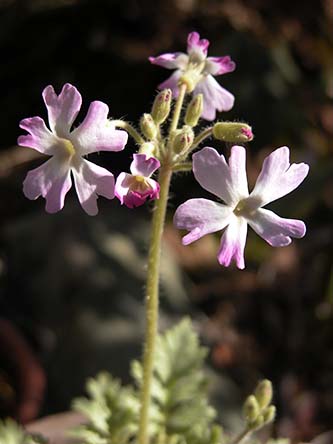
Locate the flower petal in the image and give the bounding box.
[130,154,160,177]
[115,173,159,208]
[23,157,72,213]
[194,75,234,121]
[174,198,233,245]
[250,146,310,207]
[192,146,248,206]
[149,52,188,70]
[246,208,306,247]
[187,32,209,57]
[205,56,236,75]
[72,159,115,216]
[42,83,82,137]
[217,215,248,269]
[18,116,60,155]
[71,101,128,155]
[158,70,182,98]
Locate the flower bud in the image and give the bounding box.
[173,125,194,154]
[151,89,172,124]
[140,113,157,140]
[185,94,203,127]
[243,395,260,423]
[255,379,273,409]
[139,142,156,158]
[263,405,276,424]
[212,122,253,143]
[248,414,264,431]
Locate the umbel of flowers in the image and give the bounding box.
[18,32,309,444]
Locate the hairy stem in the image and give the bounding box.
[113,120,145,145]
[191,127,213,151]
[169,83,187,134]
[229,428,250,444]
[138,166,172,444]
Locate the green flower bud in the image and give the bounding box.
[210,425,223,444]
[255,379,273,409]
[151,89,172,124]
[263,405,276,424]
[212,122,253,143]
[139,142,156,158]
[248,414,264,431]
[243,395,260,423]
[140,113,157,140]
[185,94,203,127]
[173,125,194,154]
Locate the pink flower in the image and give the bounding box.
[115,154,160,208]
[174,146,309,269]
[149,31,236,121]
[18,83,128,215]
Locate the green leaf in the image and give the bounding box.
[0,419,47,444]
[132,318,217,438]
[71,372,139,444]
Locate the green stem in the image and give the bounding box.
[191,127,213,151]
[113,120,145,145]
[172,162,192,172]
[229,428,250,444]
[169,83,187,134]
[138,166,173,444]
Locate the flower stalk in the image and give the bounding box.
[138,82,188,444]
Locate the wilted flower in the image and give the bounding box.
[174,146,309,269]
[18,83,128,215]
[115,154,160,208]
[149,31,236,121]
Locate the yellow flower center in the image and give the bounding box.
[58,138,75,157]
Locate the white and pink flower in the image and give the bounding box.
[115,154,160,208]
[18,83,128,215]
[149,31,236,121]
[174,146,309,269]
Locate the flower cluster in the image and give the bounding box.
[18,31,310,269]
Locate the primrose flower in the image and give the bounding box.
[18,83,128,215]
[149,31,235,121]
[174,146,309,269]
[115,154,160,208]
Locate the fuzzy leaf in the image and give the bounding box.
[71,372,139,444]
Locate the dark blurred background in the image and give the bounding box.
[0,0,332,442]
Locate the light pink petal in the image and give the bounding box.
[115,172,133,204]
[42,83,82,137]
[187,32,209,56]
[71,101,128,155]
[192,147,246,206]
[246,208,306,247]
[72,159,115,216]
[174,198,233,245]
[250,146,310,207]
[149,52,188,70]
[130,154,160,177]
[205,56,236,75]
[23,157,72,213]
[158,70,182,98]
[18,117,61,155]
[194,75,234,121]
[217,215,248,269]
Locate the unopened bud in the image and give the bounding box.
[173,126,194,154]
[152,89,172,124]
[140,113,157,140]
[139,142,156,158]
[248,414,264,431]
[185,94,203,127]
[255,379,273,409]
[243,395,260,423]
[212,122,254,143]
[263,405,276,424]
